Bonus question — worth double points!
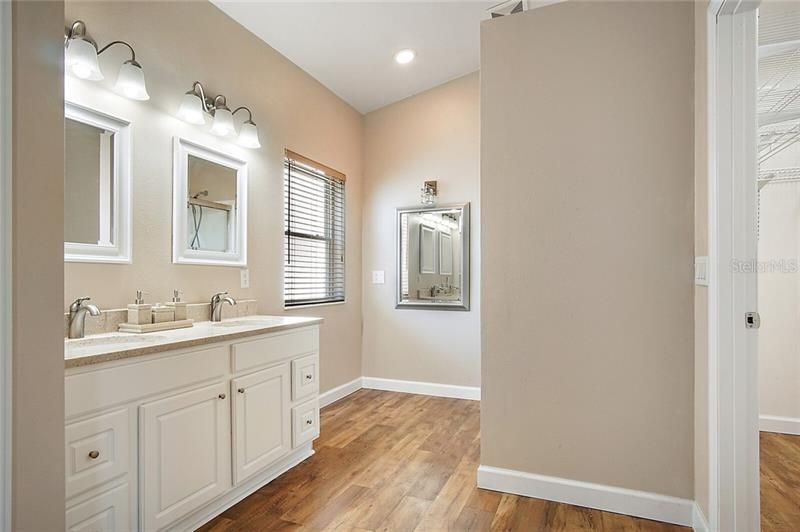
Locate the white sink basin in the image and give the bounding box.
[66,335,168,349]
[211,318,284,328]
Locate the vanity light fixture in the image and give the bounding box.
[177,81,261,149]
[64,20,150,101]
[420,180,438,206]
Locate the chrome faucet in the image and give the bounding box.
[210,292,237,322]
[68,297,101,339]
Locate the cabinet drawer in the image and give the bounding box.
[232,328,317,373]
[292,399,319,448]
[65,482,130,532]
[65,409,129,500]
[291,354,319,401]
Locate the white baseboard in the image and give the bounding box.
[692,502,710,532]
[760,414,800,436]
[362,376,480,401]
[477,465,694,527]
[319,377,363,408]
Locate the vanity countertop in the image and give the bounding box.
[64,315,323,369]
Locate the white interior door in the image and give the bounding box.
[231,364,291,485]
[139,382,231,531]
[711,2,761,530]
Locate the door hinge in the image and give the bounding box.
[745,312,760,329]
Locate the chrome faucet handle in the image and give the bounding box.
[70,296,92,311]
[211,291,228,303]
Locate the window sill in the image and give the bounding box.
[284,300,347,311]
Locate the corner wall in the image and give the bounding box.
[362,73,481,388]
[11,1,66,529]
[480,1,695,498]
[694,1,711,519]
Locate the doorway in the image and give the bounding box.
[710,1,800,531]
[756,3,800,531]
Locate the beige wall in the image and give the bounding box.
[63,1,363,393]
[694,0,710,518]
[480,1,695,497]
[362,73,481,387]
[11,1,66,529]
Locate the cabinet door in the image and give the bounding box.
[232,363,291,484]
[139,382,231,531]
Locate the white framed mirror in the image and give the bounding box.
[64,102,132,263]
[172,138,247,266]
[397,203,469,311]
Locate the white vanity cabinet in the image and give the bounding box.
[231,364,291,485]
[139,381,232,531]
[64,324,320,532]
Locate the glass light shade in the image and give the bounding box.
[113,61,149,101]
[66,38,103,81]
[177,92,206,125]
[210,108,235,137]
[237,122,261,149]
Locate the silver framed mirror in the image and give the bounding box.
[396,203,470,311]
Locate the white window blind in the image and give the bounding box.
[284,151,345,307]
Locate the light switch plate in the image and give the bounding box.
[372,270,385,284]
[240,268,250,289]
[695,256,709,286]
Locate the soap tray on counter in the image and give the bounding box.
[118,319,194,334]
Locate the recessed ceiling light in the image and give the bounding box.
[394,49,416,65]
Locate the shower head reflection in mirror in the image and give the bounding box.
[173,138,247,266]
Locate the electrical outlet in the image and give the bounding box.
[240,268,250,289]
[372,270,385,284]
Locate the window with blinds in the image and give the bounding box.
[284,150,345,307]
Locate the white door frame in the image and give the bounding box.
[0,0,12,529]
[707,1,760,531]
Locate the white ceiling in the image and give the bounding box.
[212,1,494,114]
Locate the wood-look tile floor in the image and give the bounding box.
[761,431,800,532]
[199,389,688,531]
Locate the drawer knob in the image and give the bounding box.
[305,374,313,380]
[238,388,245,394]
[88,450,100,460]
[218,393,226,400]
[306,419,313,425]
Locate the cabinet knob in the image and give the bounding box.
[238,388,245,394]
[88,450,100,460]
[306,419,313,425]
[305,374,313,380]
[218,393,226,400]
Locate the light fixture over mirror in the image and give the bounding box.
[420,180,438,206]
[177,81,262,149]
[64,20,150,101]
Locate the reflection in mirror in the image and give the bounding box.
[397,203,469,310]
[64,102,131,263]
[173,138,247,266]
[65,119,114,245]
[187,155,237,252]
